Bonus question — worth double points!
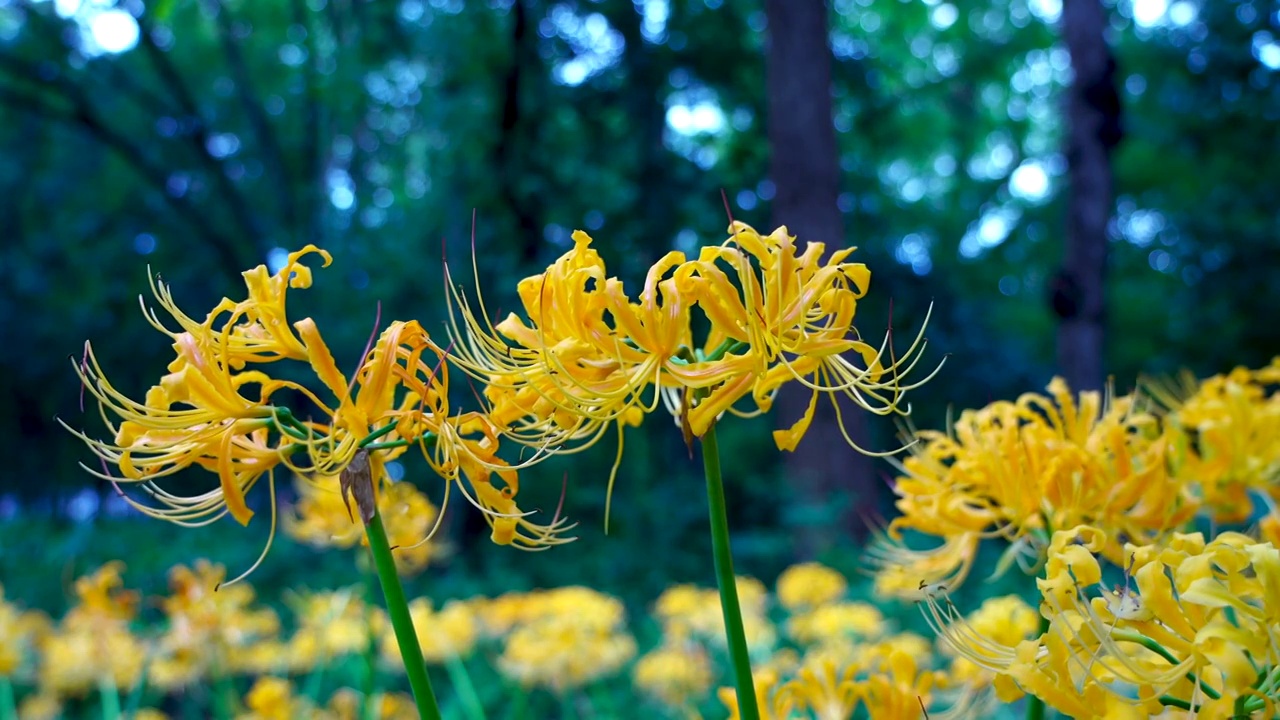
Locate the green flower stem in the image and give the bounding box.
[700,423,760,720]
[122,654,152,718]
[1,677,16,720]
[98,675,122,720]
[1112,629,1221,700]
[1253,663,1280,696]
[360,565,380,720]
[1025,612,1051,720]
[442,653,485,720]
[1157,696,1193,711]
[213,670,236,720]
[364,512,442,720]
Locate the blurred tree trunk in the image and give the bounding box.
[764,0,874,554]
[1055,0,1122,393]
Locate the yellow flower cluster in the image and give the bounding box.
[149,560,282,688]
[633,641,716,711]
[1155,361,1280,524]
[866,356,1280,718]
[653,577,777,656]
[378,597,479,666]
[786,601,886,650]
[930,525,1280,718]
[447,222,937,517]
[286,475,445,576]
[703,562,1034,720]
[872,377,1197,597]
[235,676,419,720]
[67,246,572,578]
[494,586,637,693]
[287,589,374,669]
[7,555,1078,718]
[775,562,848,611]
[37,562,146,697]
[0,585,49,681]
[631,576,775,715]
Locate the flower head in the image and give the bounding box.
[149,560,281,688]
[787,601,886,648]
[928,525,1280,717]
[378,598,478,667]
[874,378,1197,596]
[286,476,444,575]
[495,587,636,693]
[69,249,573,579]
[776,561,848,611]
[0,586,49,680]
[447,222,937,525]
[653,578,776,656]
[39,563,146,696]
[632,642,714,710]
[1151,361,1280,523]
[238,676,316,720]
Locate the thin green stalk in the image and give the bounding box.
[213,670,236,720]
[503,687,528,720]
[122,654,152,719]
[700,423,760,720]
[443,653,486,720]
[1158,696,1193,711]
[302,664,328,708]
[1,677,16,720]
[361,565,380,720]
[1233,693,1250,717]
[1025,612,1051,720]
[1112,629,1221,700]
[365,512,443,720]
[98,675,122,720]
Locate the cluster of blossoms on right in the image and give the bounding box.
[872,357,1280,719]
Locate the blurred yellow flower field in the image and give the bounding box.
[0,558,1037,719]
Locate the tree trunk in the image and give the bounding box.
[764,0,875,554]
[1055,0,1122,393]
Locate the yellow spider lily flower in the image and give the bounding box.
[674,222,937,450]
[446,230,651,448]
[449,223,934,451]
[65,248,334,528]
[632,642,715,711]
[776,561,848,611]
[70,248,572,583]
[1149,360,1280,524]
[40,563,146,697]
[873,378,1198,595]
[855,646,949,720]
[140,245,330,365]
[927,525,1280,717]
[786,601,886,647]
[68,335,285,527]
[446,222,938,530]
[719,669,789,720]
[376,598,479,667]
[149,561,282,688]
[716,635,979,720]
[773,659,861,720]
[494,588,637,693]
[286,476,445,576]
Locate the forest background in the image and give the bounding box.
[0,0,1277,647]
